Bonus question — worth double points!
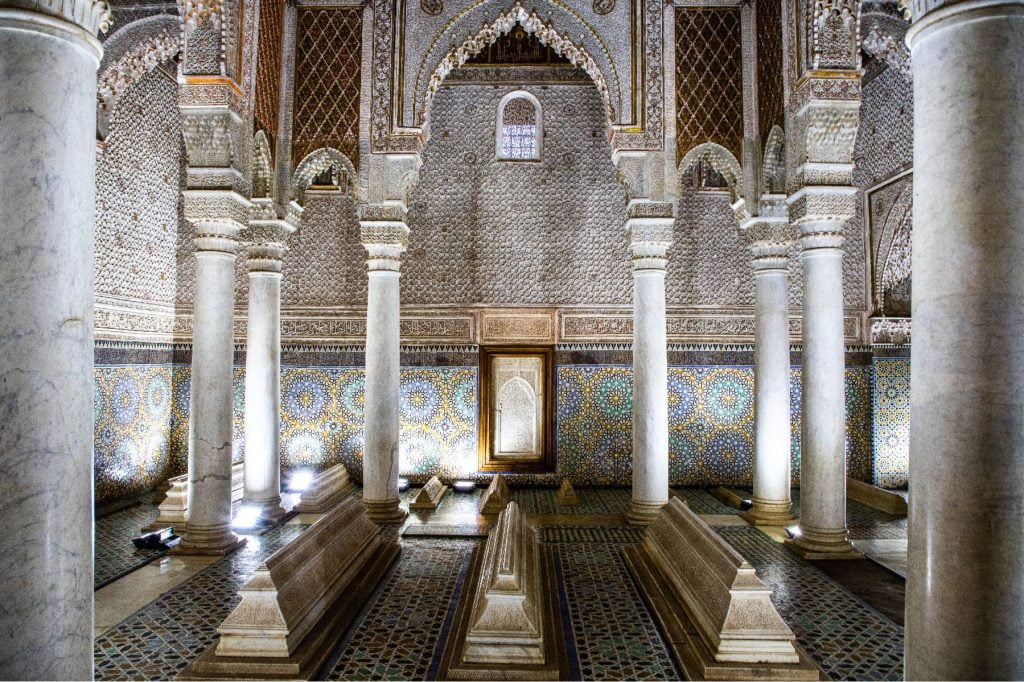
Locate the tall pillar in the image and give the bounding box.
[740,211,797,526]
[174,218,246,554]
[625,204,674,526]
[905,1,1024,677]
[784,212,860,558]
[241,210,296,523]
[359,207,409,524]
[0,1,109,677]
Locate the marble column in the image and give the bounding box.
[359,211,409,524]
[783,213,860,559]
[174,222,246,555]
[0,1,108,678]
[241,216,294,523]
[740,217,796,526]
[625,210,674,526]
[905,1,1024,677]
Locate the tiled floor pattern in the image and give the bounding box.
[547,530,681,680]
[322,539,475,681]
[93,524,306,680]
[92,487,907,681]
[729,487,909,539]
[718,526,904,681]
[672,486,739,514]
[94,497,164,589]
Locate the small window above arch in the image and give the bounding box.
[496,91,543,161]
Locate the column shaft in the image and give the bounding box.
[175,231,245,554]
[785,226,859,558]
[625,215,673,526]
[0,10,102,679]
[906,2,1024,677]
[745,246,796,525]
[360,219,409,524]
[243,253,285,522]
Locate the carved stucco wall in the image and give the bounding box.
[95,68,185,307]
[404,82,631,305]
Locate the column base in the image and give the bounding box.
[363,497,408,524]
[171,523,247,556]
[243,496,287,525]
[783,525,863,560]
[625,499,667,526]
[740,498,798,527]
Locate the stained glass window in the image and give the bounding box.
[500,97,539,160]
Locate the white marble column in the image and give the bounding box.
[242,216,294,524]
[905,1,1024,677]
[174,222,246,555]
[359,211,409,524]
[625,210,674,526]
[0,2,108,677]
[740,217,796,526]
[784,215,860,558]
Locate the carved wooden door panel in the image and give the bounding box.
[479,347,555,472]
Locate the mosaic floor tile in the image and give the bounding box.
[322,539,476,681]
[94,496,165,589]
[789,489,908,540]
[716,526,904,681]
[551,541,681,681]
[671,487,738,515]
[93,524,307,680]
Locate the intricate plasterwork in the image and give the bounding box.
[97,29,180,118]
[762,125,786,194]
[878,199,911,309]
[181,0,222,28]
[0,0,112,34]
[811,0,860,70]
[251,130,274,198]
[678,143,744,199]
[869,316,910,345]
[291,147,359,205]
[181,110,237,170]
[861,25,910,80]
[421,3,616,137]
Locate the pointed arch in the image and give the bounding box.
[418,2,618,139]
[252,130,274,199]
[678,142,744,201]
[291,148,359,206]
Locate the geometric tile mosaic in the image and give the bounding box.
[94,496,164,589]
[789,489,908,540]
[716,526,904,681]
[871,357,910,489]
[557,365,873,487]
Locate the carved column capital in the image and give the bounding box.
[359,208,410,273]
[0,0,112,35]
[180,106,246,193]
[244,201,297,274]
[741,218,794,271]
[193,222,240,255]
[626,210,673,272]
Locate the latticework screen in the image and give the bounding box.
[756,0,785,140]
[253,0,283,146]
[292,7,362,167]
[674,8,744,162]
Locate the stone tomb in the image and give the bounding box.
[480,474,510,514]
[143,462,245,533]
[624,498,820,680]
[409,475,448,511]
[440,502,566,680]
[292,463,356,514]
[555,478,579,506]
[182,496,400,680]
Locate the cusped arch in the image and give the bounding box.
[97,15,181,140]
[678,143,744,202]
[291,148,360,206]
[252,131,274,199]
[417,2,619,139]
[761,125,786,195]
[876,181,913,312]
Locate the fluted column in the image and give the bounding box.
[174,206,247,555]
[784,198,860,559]
[625,205,674,526]
[241,207,296,523]
[0,0,109,677]
[740,212,796,526]
[905,1,1024,677]
[359,207,409,524]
